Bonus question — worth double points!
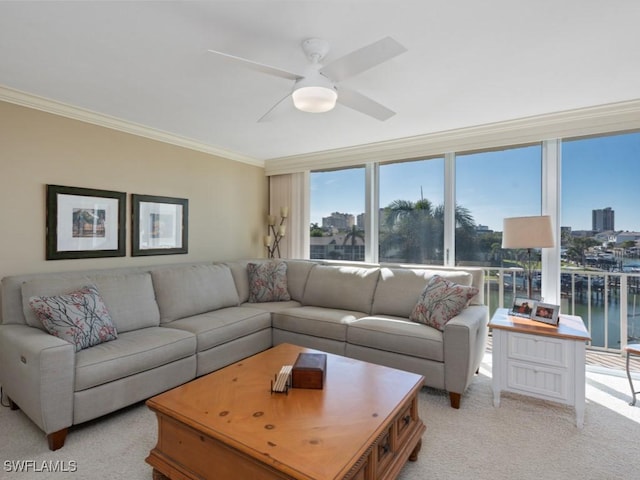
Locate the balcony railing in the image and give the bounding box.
[483,267,640,353]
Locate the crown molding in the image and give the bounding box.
[0,85,263,168]
[265,99,640,175]
[4,84,638,175]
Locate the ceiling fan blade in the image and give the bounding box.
[207,49,301,80]
[257,93,292,123]
[320,37,407,82]
[337,87,395,121]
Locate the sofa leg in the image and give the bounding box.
[449,392,461,409]
[47,428,68,451]
[7,396,19,411]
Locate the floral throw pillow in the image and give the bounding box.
[29,285,118,352]
[247,261,291,303]
[409,275,479,331]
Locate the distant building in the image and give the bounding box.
[310,233,365,261]
[593,231,616,245]
[571,230,596,238]
[475,224,493,234]
[322,212,355,230]
[613,232,640,244]
[592,207,615,232]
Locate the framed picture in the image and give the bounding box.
[531,302,560,325]
[46,185,126,260]
[132,194,188,256]
[511,297,534,318]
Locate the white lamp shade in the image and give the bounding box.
[502,215,555,249]
[292,85,337,113]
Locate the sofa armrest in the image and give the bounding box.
[0,324,75,434]
[442,305,489,396]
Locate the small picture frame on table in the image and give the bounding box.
[531,302,560,326]
[511,297,534,318]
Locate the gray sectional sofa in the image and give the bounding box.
[0,259,488,450]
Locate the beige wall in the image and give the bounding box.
[0,101,267,279]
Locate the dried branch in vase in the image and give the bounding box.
[265,207,288,258]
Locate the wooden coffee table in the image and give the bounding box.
[146,343,425,480]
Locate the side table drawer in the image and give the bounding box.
[508,332,569,368]
[506,360,570,402]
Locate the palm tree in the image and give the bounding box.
[433,204,477,261]
[380,198,476,264]
[489,242,504,265]
[381,199,436,263]
[566,237,600,266]
[343,225,365,261]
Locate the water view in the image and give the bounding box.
[309,132,640,353]
[486,260,640,350]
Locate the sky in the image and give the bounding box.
[310,132,640,232]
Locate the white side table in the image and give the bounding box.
[489,308,591,428]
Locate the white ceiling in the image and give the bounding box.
[1,1,640,164]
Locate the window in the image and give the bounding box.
[378,158,444,265]
[278,106,640,352]
[562,132,640,348]
[455,144,542,266]
[309,167,365,261]
[456,145,542,311]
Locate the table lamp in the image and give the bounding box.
[502,215,554,298]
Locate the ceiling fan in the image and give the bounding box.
[207,36,407,122]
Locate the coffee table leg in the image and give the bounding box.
[409,438,422,461]
[152,469,169,480]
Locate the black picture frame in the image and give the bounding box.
[131,194,188,256]
[46,184,126,260]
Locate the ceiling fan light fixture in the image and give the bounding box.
[292,85,337,113]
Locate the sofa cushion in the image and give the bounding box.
[227,259,314,303]
[409,276,479,330]
[302,265,379,313]
[74,326,196,391]
[347,315,444,362]
[28,285,118,352]
[241,300,302,312]
[151,264,240,323]
[247,260,291,302]
[21,275,93,330]
[272,306,367,342]
[372,267,473,318]
[89,272,160,332]
[163,306,271,352]
[283,260,315,302]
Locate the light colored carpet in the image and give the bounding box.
[1,353,639,480]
